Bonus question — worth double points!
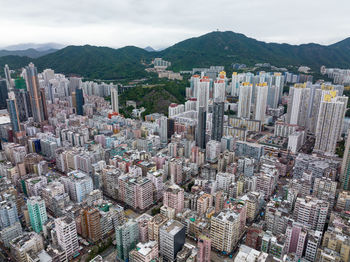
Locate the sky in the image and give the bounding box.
[1,0,350,49]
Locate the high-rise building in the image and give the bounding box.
[284,222,307,258]
[238,83,252,118]
[196,77,210,112]
[254,84,268,122]
[118,176,154,210]
[148,213,169,243]
[206,140,221,162]
[163,184,184,213]
[55,216,79,260]
[314,93,347,154]
[75,88,84,116]
[159,220,186,261]
[13,88,32,122]
[61,171,93,203]
[286,84,310,127]
[197,193,213,215]
[197,235,211,262]
[39,87,48,120]
[27,196,48,233]
[24,63,45,122]
[116,220,139,261]
[111,85,119,113]
[304,230,322,262]
[213,80,225,102]
[196,106,207,149]
[6,91,21,132]
[167,118,175,139]
[4,64,13,90]
[0,79,8,109]
[211,209,242,253]
[0,222,22,248]
[0,200,19,230]
[216,172,235,192]
[80,207,102,242]
[211,102,224,141]
[159,116,168,145]
[293,196,329,231]
[341,132,350,190]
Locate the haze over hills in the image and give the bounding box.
[2,42,65,51]
[144,46,157,52]
[1,31,350,79]
[0,48,58,58]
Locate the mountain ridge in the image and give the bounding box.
[1,31,350,79]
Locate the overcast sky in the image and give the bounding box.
[1,0,350,49]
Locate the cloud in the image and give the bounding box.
[0,0,350,48]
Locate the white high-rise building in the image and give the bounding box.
[216,172,235,192]
[190,75,201,98]
[286,84,308,125]
[314,93,348,154]
[61,171,93,203]
[111,86,119,113]
[214,80,225,102]
[254,83,268,122]
[238,83,252,119]
[55,216,79,260]
[196,77,210,112]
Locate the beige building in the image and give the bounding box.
[197,193,213,216]
[210,209,241,253]
[10,232,44,262]
[148,214,168,244]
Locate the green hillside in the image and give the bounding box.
[2,31,350,79]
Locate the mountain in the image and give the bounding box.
[3,43,65,51]
[159,31,350,71]
[0,48,58,58]
[2,31,350,79]
[144,46,156,52]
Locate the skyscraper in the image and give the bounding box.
[75,88,84,116]
[314,93,347,154]
[0,80,8,109]
[24,63,45,122]
[39,88,48,120]
[196,106,207,149]
[211,102,224,141]
[13,81,32,122]
[196,77,210,112]
[167,118,175,139]
[213,79,225,102]
[6,92,21,132]
[238,83,252,118]
[27,196,48,233]
[341,132,350,190]
[254,83,268,122]
[116,220,139,261]
[55,216,79,260]
[111,85,119,113]
[159,116,168,145]
[4,64,13,90]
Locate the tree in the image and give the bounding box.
[187,181,195,192]
[151,207,160,216]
